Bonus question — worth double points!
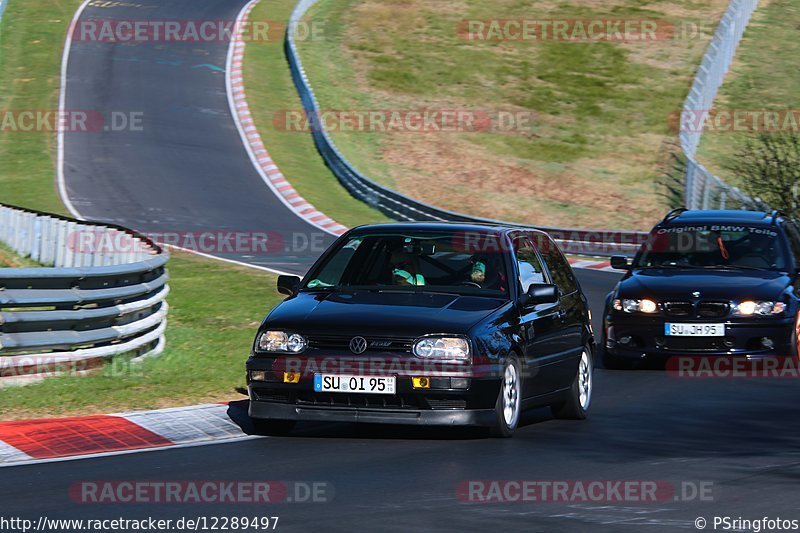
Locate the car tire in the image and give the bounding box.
[490,356,522,438]
[791,311,800,362]
[250,418,296,436]
[551,346,593,420]
[601,345,636,370]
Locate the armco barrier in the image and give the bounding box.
[285,0,648,257]
[680,0,765,210]
[0,203,169,385]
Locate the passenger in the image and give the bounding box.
[470,258,487,285]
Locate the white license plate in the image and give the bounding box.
[314,374,396,395]
[665,323,725,337]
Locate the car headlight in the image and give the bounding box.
[413,336,471,363]
[613,298,658,314]
[256,330,308,353]
[733,301,786,316]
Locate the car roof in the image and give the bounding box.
[347,222,547,237]
[660,209,779,227]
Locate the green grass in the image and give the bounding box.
[297,0,730,230]
[0,241,40,267]
[0,0,290,419]
[243,0,389,227]
[696,0,800,184]
[0,0,77,215]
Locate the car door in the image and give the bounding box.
[533,232,585,390]
[510,233,563,398]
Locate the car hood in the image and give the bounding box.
[264,291,509,337]
[618,268,791,301]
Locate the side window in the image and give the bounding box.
[512,236,546,292]
[535,234,578,295]
[783,221,800,267]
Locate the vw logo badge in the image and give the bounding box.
[692,291,701,298]
[349,336,368,354]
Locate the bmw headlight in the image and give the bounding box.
[733,301,786,317]
[257,331,308,353]
[613,298,658,314]
[413,336,471,363]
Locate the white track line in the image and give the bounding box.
[56,0,306,277]
[57,0,93,220]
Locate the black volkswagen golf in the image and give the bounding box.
[603,209,800,368]
[247,223,594,437]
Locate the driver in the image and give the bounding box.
[390,247,425,286]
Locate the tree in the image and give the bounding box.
[655,139,686,209]
[726,131,800,217]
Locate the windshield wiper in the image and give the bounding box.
[704,264,770,271]
[636,264,691,269]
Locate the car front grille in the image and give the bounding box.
[663,301,730,319]
[252,390,292,403]
[663,302,693,317]
[697,302,730,318]
[425,398,467,410]
[295,392,423,409]
[306,335,415,353]
[658,336,733,352]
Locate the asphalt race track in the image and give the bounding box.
[61,0,334,274]
[4,268,800,531]
[25,0,800,530]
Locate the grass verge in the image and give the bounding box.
[0,0,77,215]
[0,242,40,267]
[696,0,800,184]
[297,0,730,230]
[0,0,290,420]
[242,0,389,228]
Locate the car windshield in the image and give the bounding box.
[634,224,789,271]
[303,231,510,297]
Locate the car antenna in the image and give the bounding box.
[661,208,688,224]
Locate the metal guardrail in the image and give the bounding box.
[680,0,764,210]
[285,0,648,257]
[0,203,169,384]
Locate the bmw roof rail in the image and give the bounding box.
[770,210,788,225]
[661,208,688,224]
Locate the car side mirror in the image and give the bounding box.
[610,256,631,270]
[521,283,559,307]
[277,275,302,296]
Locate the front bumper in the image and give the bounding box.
[246,355,501,427]
[604,314,794,360]
[248,399,496,426]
